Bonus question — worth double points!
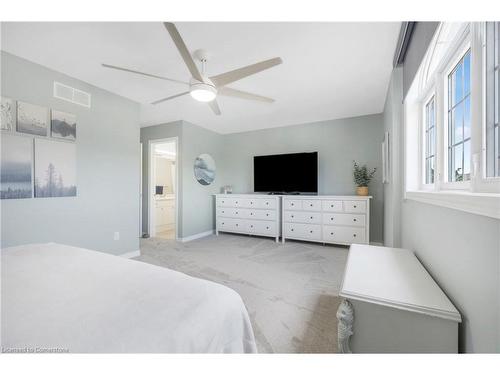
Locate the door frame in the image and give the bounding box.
[148,137,179,240]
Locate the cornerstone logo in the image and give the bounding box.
[2,347,69,353]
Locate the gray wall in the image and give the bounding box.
[382,67,403,247]
[140,120,225,239]
[180,121,226,238]
[383,25,500,352]
[1,52,140,255]
[222,114,385,243]
[402,22,439,98]
[401,201,500,352]
[141,114,385,242]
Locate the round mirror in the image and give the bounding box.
[194,153,216,185]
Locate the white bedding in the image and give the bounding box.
[1,243,257,353]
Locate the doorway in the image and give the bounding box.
[148,138,178,240]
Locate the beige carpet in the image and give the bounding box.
[135,233,348,353]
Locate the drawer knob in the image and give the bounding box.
[236,224,239,226]
[251,202,253,204]
[354,205,357,208]
[353,234,356,237]
[291,203,294,206]
[222,222,225,225]
[331,205,334,207]
[266,226,269,229]
[291,229,294,231]
[310,216,313,219]
[330,217,333,221]
[266,202,269,205]
[291,215,294,218]
[310,230,313,233]
[266,214,269,216]
[310,204,313,207]
[331,232,334,235]
[251,225,253,228]
[353,219,357,222]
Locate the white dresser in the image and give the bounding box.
[337,244,461,353]
[215,194,281,242]
[281,195,371,245]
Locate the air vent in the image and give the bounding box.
[53,82,91,108]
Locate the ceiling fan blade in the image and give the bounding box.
[218,87,275,103]
[151,91,190,105]
[163,22,204,82]
[101,64,188,85]
[210,57,283,87]
[208,99,221,115]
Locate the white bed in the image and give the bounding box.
[1,243,257,353]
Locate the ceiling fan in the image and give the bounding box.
[102,22,283,115]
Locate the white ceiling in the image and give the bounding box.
[1,22,400,134]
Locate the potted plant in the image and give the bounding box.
[353,161,376,196]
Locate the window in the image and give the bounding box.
[424,96,436,184]
[404,23,500,219]
[485,22,500,177]
[447,50,471,182]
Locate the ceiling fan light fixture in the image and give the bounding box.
[190,82,217,102]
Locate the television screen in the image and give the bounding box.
[254,152,318,193]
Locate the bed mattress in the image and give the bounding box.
[1,243,257,353]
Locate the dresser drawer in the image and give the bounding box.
[218,218,246,232]
[257,198,277,209]
[323,225,366,244]
[284,211,322,224]
[322,200,343,212]
[283,199,302,210]
[344,200,367,213]
[217,197,235,207]
[242,198,259,208]
[301,200,321,211]
[250,209,276,220]
[225,207,247,218]
[232,198,252,208]
[284,223,321,240]
[216,208,233,217]
[323,213,366,227]
[247,220,276,235]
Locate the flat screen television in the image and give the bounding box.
[254,152,318,194]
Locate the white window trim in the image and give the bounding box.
[421,91,436,190]
[405,190,500,219]
[404,22,500,219]
[480,22,500,184]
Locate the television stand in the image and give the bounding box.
[267,192,300,195]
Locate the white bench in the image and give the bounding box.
[337,244,461,353]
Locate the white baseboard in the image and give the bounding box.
[120,250,141,258]
[180,230,214,243]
